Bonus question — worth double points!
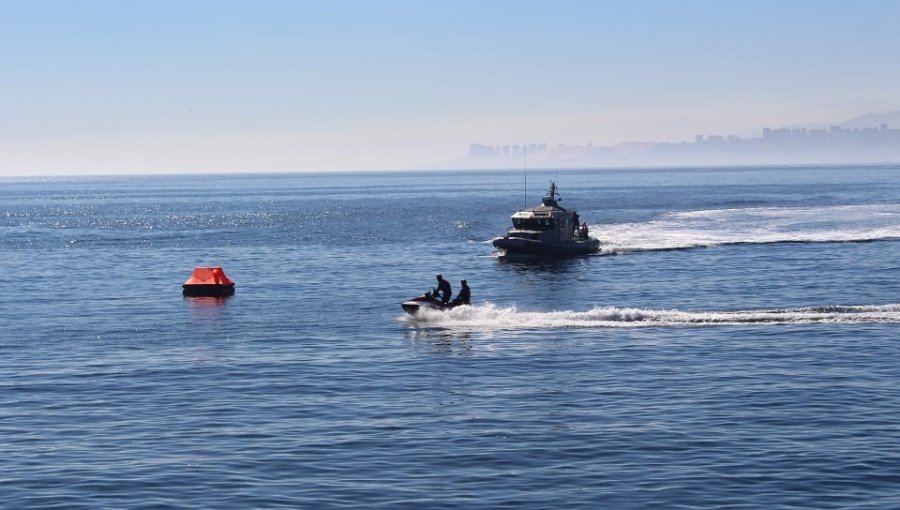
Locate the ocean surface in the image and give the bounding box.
[2,165,900,509]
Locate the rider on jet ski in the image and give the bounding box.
[452,279,470,306]
[435,274,452,305]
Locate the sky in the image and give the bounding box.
[2,0,899,176]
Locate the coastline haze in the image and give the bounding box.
[2,0,899,176]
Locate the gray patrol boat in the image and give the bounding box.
[492,181,600,257]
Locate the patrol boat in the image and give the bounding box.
[492,181,600,257]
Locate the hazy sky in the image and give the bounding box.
[2,0,899,175]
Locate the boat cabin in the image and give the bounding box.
[505,182,588,241]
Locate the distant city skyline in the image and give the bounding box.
[2,1,900,176]
[457,112,900,169]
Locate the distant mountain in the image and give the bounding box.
[783,121,830,130]
[840,110,900,129]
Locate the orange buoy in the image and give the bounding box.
[182,266,235,296]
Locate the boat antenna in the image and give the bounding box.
[556,169,560,201]
[523,139,528,209]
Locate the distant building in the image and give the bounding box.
[462,123,900,169]
[468,142,546,159]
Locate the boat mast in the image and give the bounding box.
[523,141,528,209]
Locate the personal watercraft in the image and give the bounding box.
[401,291,464,314]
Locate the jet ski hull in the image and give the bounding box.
[401,295,463,314]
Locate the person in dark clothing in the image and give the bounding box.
[452,279,471,306]
[435,274,452,305]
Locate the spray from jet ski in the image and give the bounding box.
[402,302,900,329]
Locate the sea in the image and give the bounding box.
[2,165,900,509]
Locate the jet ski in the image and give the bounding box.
[401,291,461,314]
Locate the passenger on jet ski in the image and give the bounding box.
[452,279,471,306]
[435,274,452,305]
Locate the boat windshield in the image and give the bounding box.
[513,217,555,230]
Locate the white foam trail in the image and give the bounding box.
[402,302,900,330]
[592,204,900,253]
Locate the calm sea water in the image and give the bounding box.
[2,165,900,509]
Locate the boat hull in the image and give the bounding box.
[492,236,600,257]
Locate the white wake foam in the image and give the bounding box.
[402,302,900,329]
[592,204,900,253]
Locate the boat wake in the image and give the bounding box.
[591,204,900,254]
[402,302,900,329]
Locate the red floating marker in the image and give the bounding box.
[182,266,235,296]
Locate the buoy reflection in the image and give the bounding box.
[184,295,232,307]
